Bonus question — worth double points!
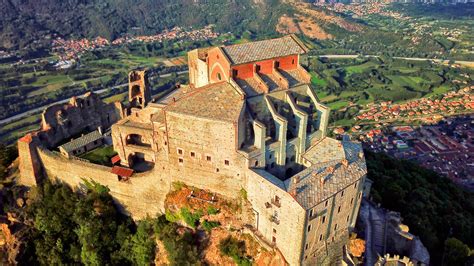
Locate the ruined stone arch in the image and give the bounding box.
[129,71,141,82]
[131,85,141,98]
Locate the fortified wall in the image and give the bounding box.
[18,141,170,217]
[18,35,368,266]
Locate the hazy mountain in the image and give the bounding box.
[0,0,287,49]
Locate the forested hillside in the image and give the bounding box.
[366,151,474,265]
[0,0,287,49]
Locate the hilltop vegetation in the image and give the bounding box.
[0,0,287,50]
[3,0,473,61]
[366,151,474,265]
[1,180,156,265]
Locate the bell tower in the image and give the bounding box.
[128,70,151,109]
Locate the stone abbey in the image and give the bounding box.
[18,35,368,265]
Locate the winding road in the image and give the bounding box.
[312,54,474,67]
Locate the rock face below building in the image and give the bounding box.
[17,35,368,265]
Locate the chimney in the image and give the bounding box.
[326,166,335,174]
[293,176,300,184]
[342,159,349,168]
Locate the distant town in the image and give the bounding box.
[51,25,219,67]
[314,2,405,18]
[362,115,473,190]
[354,86,473,124]
[333,86,474,189]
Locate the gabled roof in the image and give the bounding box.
[111,166,134,177]
[59,130,103,153]
[111,155,121,165]
[287,140,366,209]
[165,82,244,122]
[221,35,308,65]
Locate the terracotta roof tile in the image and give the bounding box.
[111,155,121,164]
[221,35,307,65]
[111,166,134,177]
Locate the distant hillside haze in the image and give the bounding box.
[0,0,286,50]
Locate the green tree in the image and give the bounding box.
[130,220,156,265]
[443,238,471,266]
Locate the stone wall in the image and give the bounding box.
[39,92,122,148]
[207,48,231,84]
[164,111,247,198]
[245,170,306,266]
[302,177,365,265]
[33,146,170,219]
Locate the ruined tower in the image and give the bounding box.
[128,70,151,109]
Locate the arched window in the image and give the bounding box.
[131,85,141,98]
[126,134,151,147]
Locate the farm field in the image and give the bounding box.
[307,56,473,129]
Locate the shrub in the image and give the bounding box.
[165,210,180,223]
[172,181,186,191]
[179,208,202,229]
[239,188,247,200]
[219,236,252,266]
[201,220,220,232]
[153,216,200,265]
[207,206,220,215]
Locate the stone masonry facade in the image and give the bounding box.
[17,35,367,265]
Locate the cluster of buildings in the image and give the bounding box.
[359,116,474,190]
[51,25,219,62]
[355,86,474,124]
[52,36,109,61]
[438,27,463,42]
[0,50,14,59]
[18,35,369,265]
[314,0,472,4]
[111,25,218,46]
[313,2,405,19]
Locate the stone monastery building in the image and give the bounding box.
[18,35,367,265]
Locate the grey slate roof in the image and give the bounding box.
[60,130,103,152]
[221,35,307,65]
[286,140,366,209]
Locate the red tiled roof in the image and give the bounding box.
[111,166,134,177]
[19,133,33,143]
[111,155,121,164]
